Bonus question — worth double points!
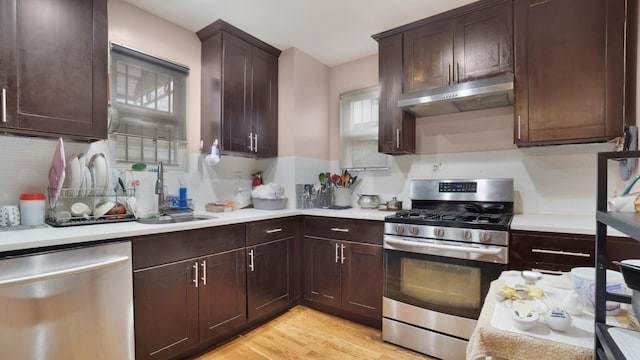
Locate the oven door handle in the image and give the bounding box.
[385,238,503,255]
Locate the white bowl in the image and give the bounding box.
[512,310,539,331]
[571,267,626,315]
[93,200,115,218]
[70,202,91,218]
[522,270,543,285]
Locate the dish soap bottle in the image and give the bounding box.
[252,171,263,188]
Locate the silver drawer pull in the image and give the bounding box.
[531,248,591,258]
[531,268,564,275]
[193,262,199,288]
[201,260,207,286]
[331,227,349,233]
[249,249,255,272]
[266,228,283,234]
[1,88,6,123]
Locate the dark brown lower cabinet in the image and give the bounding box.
[509,230,640,272]
[246,217,297,324]
[247,238,291,322]
[198,249,247,344]
[302,217,384,327]
[132,225,247,360]
[134,259,199,360]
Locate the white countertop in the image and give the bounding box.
[1,208,628,254]
[512,213,628,238]
[0,208,387,253]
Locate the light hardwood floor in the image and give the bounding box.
[196,306,434,360]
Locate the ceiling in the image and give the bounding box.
[123,0,477,67]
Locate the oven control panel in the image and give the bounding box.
[439,181,477,193]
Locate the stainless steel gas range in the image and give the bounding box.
[382,178,514,360]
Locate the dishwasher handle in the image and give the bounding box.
[0,256,129,288]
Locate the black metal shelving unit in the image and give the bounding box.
[595,151,640,359]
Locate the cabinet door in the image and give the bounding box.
[453,1,512,83]
[251,46,278,157]
[133,259,199,360]
[378,34,415,154]
[341,242,383,320]
[403,20,454,93]
[222,33,252,153]
[247,238,290,322]
[198,248,247,344]
[0,0,107,140]
[514,0,624,145]
[303,236,341,308]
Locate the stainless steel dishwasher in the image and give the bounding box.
[0,241,134,359]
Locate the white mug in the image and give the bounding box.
[0,205,21,226]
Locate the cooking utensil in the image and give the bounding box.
[464,203,505,213]
[319,173,326,185]
[357,194,380,209]
[386,197,403,210]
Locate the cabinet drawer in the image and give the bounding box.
[132,224,245,270]
[246,217,297,246]
[509,231,640,273]
[304,216,383,245]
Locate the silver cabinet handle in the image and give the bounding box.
[248,132,254,151]
[531,268,564,275]
[456,62,460,83]
[266,228,283,234]
[193,262,199,288]
[340,244,346,264]
[517,115,521,140]
[335,243,340,263]
[200,260,207,286]
[396,128,400,149]
[1,88,6,123]
[448,64,451,86]
[0,256,129,288]
[254,133,258,153]
[531,248,591,258]
[331,227,349,233]
[249,249,255,272]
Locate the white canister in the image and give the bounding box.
[19,193,46,225]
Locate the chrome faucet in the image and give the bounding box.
[155,161,165,213]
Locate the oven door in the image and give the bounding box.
[384,241,506,320]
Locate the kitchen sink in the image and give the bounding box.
[137,213,217,224]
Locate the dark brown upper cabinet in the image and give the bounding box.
[198,20,280,158]
[373,0,511,154]
[514,0,626,146]
[376,33,416,154]
[0,0,108,141]
[403,0,512,94]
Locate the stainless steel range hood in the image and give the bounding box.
[398,73,514,117]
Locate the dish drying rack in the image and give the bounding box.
[46,186,137,227]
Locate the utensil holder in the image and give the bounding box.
[333,188,352,207]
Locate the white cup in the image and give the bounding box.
[0,205,21,226]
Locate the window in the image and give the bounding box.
[340,86,389,170]
[109,43,189,167]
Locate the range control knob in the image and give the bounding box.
[480,231,492,242]
[463,230,472,240]
[409,225,419,236]
[434,227,445,238]
[395,224,404,235]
